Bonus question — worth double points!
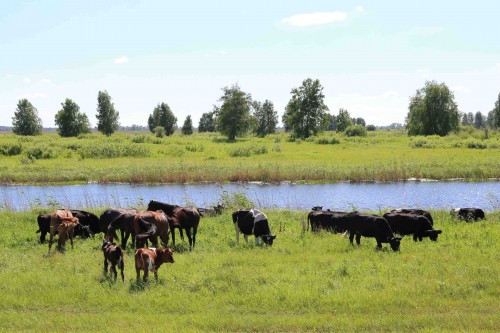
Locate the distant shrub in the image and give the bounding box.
[366,125,376,131]
[154,126,165,138]
[345,125,367,137]
[274,137,281,143]
[78,143,150,159]
[25,145,58,159]
[132,135,148,143]
[228,145,268,157]
[0,143,22,156]
[272,145,281,152]
[466,139,487,149]
[409,139,435,148]
[185,143,205,152]
[164,145,185,157]
[317,137,340,145]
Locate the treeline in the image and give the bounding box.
[8,79,500,139]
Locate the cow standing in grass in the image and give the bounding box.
[48,209,79,253]
[232,209,276,246]
[451,208,486,222]
[342,212,401,251]
[135,247,174,282]
[102,240,125,282]
[383,212,442,242]
[56,218,80,252]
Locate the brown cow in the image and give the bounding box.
[133,210,170,249]
[48,209,78,253]
[56,218,80,251]
[135,247,174,282]
[102,240,125,282]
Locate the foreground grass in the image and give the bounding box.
[0,209,498,332]
[0,129,499,184]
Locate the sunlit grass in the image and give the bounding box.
[0,208,498,331]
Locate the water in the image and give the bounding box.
[1,181,498,212]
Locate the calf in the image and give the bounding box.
[232,209,276,246]
[451,208,486,222]
[48,209,78,253]
[101,240,125,282]
[135,247,174,282]
[390,208,434,226]
[383,212,442,242]
[343,212,401,251]
[56,217,80,251]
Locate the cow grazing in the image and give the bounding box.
[383,212,442,242]
[135,247,174,282]
[147,200,201,250]
[451,208,486,222]
[48,209,79,253]
[343,212,401,251]
[133,210,169,249]
[308,209,351,233]
[69,210,100,236]
[390,208,434,226]
[232,209,276,246]
[101,208,137,249]
[102,240,125,282]
[36,214,53,243]
[56,217,80,251]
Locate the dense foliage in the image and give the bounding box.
[54,98,91,137]
[216,84,252,140]
[406,81,460,136]
[282,78,329,138]
[11,99,43,136]
[148,102,177,136]
[96,91,120,136]
[253,100,278,137]
[335,108,353,132]
[181,115,193,135]
[198,109,218,133]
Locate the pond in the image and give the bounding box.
[1,181,499,212]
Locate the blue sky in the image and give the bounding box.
[1,0,499,127]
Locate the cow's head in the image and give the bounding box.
[311,206,323,211]
[389,237,402,252]
[425,229,442,241]
[157,248,175,264]
[261,234,277,246]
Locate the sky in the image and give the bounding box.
[1,0,500,128]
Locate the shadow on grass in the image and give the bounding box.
[128,279,165,294]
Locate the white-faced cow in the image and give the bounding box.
[451,208,486,222]
[135,247,174,282]
[343,212,401,252]
[383,212,442,242]
[232,209,276,246]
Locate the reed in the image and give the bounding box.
[0,208,498,332]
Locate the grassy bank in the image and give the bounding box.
[0,129,499,184]
[0,208,498,332]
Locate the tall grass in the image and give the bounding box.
[0,208,498,331]
[0,130,499,184]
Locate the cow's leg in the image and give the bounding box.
[376,239,383,249]
[255,236,260,246]
[69,230,74,249]
[111,265,118,282]
[171,226,176,246]
[234,224,240,243]
[48,225,56,254]
[192,227,197,249]
[154,268,158,281]
[121,231,128,249]
[119,259,124,282]
[136,268,141,283]
[179,228,184,241]
[185,228,193,250]
[104,258,109,275]
[413,234,418,242]
[355,234,361,246]
[244,234,249,243]
[349,233,355,245]
[40,231,46,244]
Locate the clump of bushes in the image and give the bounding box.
[185,143,205,152]
[78,143,150,159]
[409,139,435,148]
[228,145,268,157]
[465,139,487,149]
[0,143,22,156]
[25,145,58,159]
[131,135,149,143]
[345,125,367,137]
[317,137,340,145]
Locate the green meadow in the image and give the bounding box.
[0,208,498,332]
[0,128,499,184]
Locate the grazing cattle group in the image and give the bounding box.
[35,200,487,283]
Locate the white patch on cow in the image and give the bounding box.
[146,257,154,272]
[250,209,267,223]
[106,259,112,266]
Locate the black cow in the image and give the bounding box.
[147,200,200,250]
[451,208,486,222]
[390,208,434,226]
[232,209,276,246]
[343,212,401,251]
[101,208,138,249]
[383,212,442,242]
[308,209,350,233]
[36,209,98,243]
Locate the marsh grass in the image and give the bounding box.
[0,130,499,184]
[0,208,498,331]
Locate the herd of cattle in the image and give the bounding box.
[36,201,486,282]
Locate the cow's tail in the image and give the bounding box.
[307,212,311,232]
[116,246,124,270]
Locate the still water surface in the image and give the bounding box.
[1,182,499,212]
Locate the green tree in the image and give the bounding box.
[486,110,496,129]
[474,111,484,129]
[12,99,43,136]
[54,98,90,137]
[96,90,119,136]
[216,84,252,140]
[181,115,193,135]
[406,81,459,136]
[148,102,177,136]
[282,78,329,138]
[198,109,218,133]
[461,113,469,126]
[493,92,500,129]
[253,100,278,137]
[335,108,353,132]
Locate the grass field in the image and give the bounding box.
[0,128,499,184]
[0,208,498,332]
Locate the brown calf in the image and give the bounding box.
[101,240,125,282]
[135,247,174,282]
[56,218,80,251]
[48,209,78,253]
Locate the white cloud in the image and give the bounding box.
[113,56,129,64]
[40,79,52,84]
[22,78,31,83]
[17,92,47,99]
[452,85,471,94]
[355,6,364,12]
[409,26,443,36]
[281,11,347,27]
